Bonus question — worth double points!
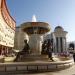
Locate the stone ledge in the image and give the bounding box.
[0,59,74,73]
[0,66,5,71]
[17,66,27,71]
[6,66,16,71]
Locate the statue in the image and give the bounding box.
[41,39,54,61]
[47,39,54,61]
[41,40,48,54]
[22,40,30,54]
[14,40,30,61]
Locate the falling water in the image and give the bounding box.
[32,15,37,22]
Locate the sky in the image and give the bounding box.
[7,0,75,42]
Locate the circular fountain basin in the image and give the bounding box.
[0,58,74,74]
[21,22,50,35]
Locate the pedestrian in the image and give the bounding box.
[48,46,54,61]
[73,53,75,62]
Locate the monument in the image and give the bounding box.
[21,15,50,55]
[14,15,51,61]
[53,26,68,53]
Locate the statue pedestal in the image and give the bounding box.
[29,34,43,55]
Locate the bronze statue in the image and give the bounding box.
[41,40,48,54]
[47,39,54,61]
[41,39,54,61]
[14,40,30,61]
[22,40,30,53]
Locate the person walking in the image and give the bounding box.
[73,53,75,62]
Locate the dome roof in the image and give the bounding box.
[54,26,64,32]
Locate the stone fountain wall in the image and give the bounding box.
[28,34,43,55]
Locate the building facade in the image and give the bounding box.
[0,0,16,55]
[44,26,68,53]
[53,26,68,53]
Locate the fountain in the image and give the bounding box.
[12,17,74,73]
[18,15,51,61]
[0,0,74,73]
[32,15,37,22]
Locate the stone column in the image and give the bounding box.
[64,37,66,51]
[56,37,58,53]
[28,34,43,55]
[61,37,63,52]
[58,37,61,53]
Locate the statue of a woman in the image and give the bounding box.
[22,40,30,54]
[14,40,30,61]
